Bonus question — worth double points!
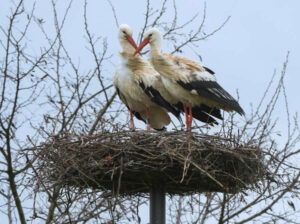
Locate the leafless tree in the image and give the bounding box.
[0,0,299,223]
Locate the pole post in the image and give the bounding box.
[150,186,165,224]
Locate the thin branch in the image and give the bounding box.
[88,91,117,135]
[105,0,119,28]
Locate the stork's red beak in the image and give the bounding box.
[126,36,138,49]
[134,38,150,56]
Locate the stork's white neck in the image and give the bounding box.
[149,42,161,57]
[121,40,136,55]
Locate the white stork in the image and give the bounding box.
[135,27,244,131]
[113,24,181,131]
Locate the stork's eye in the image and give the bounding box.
[122,31,126,34]
[149,33,153,37]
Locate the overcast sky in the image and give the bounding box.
[2,0,299,121]
[18,0,299,127]
[1,0,300,223]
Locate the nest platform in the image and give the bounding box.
[38,131,264,195]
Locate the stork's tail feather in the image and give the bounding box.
[154,127,167,131]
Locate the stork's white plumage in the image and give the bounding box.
[113,25,180,131]
[135,28,244,131]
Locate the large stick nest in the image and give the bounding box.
[38,131,264,195]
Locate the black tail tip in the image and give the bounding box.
[237,107,245,116]
[154,127,167,131]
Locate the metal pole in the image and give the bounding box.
[150,186,165,224]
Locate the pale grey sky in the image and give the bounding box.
[14,0,299,122]
[1,0,300,223]
[3,0,299,116]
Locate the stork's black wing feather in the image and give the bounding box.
[192,107,219,125]
[174,103,219,125]
[177,80,244,115]
[199,104,223,120]
[202,66,215,75]
[139,81,181,118]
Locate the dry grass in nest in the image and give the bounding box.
[37,131,264,195]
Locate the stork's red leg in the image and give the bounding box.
[129,108,135,131]
[188,102,193,131]
[183,103,189,130]
[145,106,150,132]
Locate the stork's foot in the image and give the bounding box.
[130,123,136,132]
[129,108,135,132]
[104,154,113,166]
[146,124,151,132]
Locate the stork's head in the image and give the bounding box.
[118,24,138,52]
[135,27,162,55]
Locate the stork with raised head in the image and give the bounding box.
[113,24,181,131]
[135,27,245,131]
